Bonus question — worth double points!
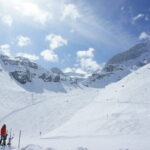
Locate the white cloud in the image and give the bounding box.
[15,2,52,25]
[1,15,13,26]
[79,58,100,72]
[63,67,73,73]
[139,32,150,40]
[77,48,94,58]
[45,34,68,50]
[42,34,67,62]
[40,49,58,62]
[17,35,31,47]
[76,48,101,72]
[0,0,135,50]
[61,4,81,20]
[133,14,144,21]
[0,44,11,56]
[16,53,39,60]
[75,68,88,75]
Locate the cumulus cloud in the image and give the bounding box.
[139,32,150,40]
[61,4,81,20]
[76,48,101,72]
[40,49,58,62]
[17,35,31,47]
[41,34,67,62]
[63,67,73,73]
[0,44,11,56]
[15,2,52,25]
[1,15,13,26]
[79,58,100,72]
[16,53,39,60]
[45,34,68,50]
[0,43,39,61]
[133,14,144,21]
[77,48,94,58]
[75,68,88,75]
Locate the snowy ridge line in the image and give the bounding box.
[0,54,81,92]
[84,41,150,88]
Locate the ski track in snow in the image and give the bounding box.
[0,101,43,122]
[0,86,99,137]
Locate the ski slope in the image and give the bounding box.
[44,63,150,137]
[1,62,150,150]
[0,67,98,137]
[12,63,150,150]
[0,68,32,119]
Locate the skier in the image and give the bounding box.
[0,124,7,146]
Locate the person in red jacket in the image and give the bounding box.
[0,124,7,146]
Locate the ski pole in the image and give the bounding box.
[7,128,12,146]
[18,130,22,150]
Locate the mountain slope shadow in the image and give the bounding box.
[12,78,68,93]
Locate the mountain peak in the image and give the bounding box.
[83,41,150,87]
[107,41,150,65]
[0,54,80,93]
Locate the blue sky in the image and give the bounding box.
[0,0,150,75]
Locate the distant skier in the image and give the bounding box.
[0,124,7,146]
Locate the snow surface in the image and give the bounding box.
[1,44,150,150]
[44,64,150,137]
[0,69,32,119]
[0,65,98,137]
[1,64,150,150]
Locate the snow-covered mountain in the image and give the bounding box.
[0,41,150,150]
[0,54,98,137]
[44,63,150,137]
[0,65,98,136]
[1,40,149,91]
[0,55,79,93]
[84,41,150,87]
[1,59,149,150]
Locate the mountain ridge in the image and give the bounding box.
[84,41,150,87]
[0,54,80,93]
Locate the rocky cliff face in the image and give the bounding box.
[0,55,76,85]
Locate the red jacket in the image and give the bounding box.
[0,125,6,135]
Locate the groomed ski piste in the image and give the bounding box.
[0,63,150,150]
